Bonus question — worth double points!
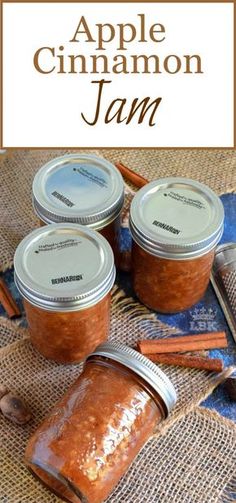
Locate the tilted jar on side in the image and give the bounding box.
[130,177,224,313]
[14,223,115,363]
[32,154,124,266]
[25,342,177,503]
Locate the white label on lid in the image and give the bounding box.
[143,188,212,240]
[46,163,111,211]
[23,234,103,293]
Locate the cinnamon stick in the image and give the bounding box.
[115,161,149,188]
[138,332,227,355]
[0,278,21,318]
[146,353,224,373]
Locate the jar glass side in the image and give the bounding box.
[24,293,111,363]
[132,241,215,313]
[25,357,165,503]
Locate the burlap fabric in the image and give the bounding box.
[101,149,236,194]
[0,317,28,350]
[0,289,235,502]
[1,149,236,271]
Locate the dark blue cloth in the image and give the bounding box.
[1,194,235,421]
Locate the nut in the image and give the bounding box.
[0,392,32,425]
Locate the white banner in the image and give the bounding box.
[2,2,234,147]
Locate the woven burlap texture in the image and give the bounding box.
[0,317,28,350]
[0,288,235,503]
[101,149,236,194]
[1,149,236,271]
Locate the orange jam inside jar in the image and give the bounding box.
[25,342,177,503]
[130,177,224,313]
[32,154,124,267]
[14,223,115,363]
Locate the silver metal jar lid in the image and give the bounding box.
[14,223,115,312]
[32,154,124,229]
[89,341,177,415]
[130,177,224,260]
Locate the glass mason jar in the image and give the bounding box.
[32,154,124,267]
[14,223,115,363]
[25,342,177,503]
[130,177,224,313]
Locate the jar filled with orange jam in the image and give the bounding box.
[32,154,124,266]
[25,342,177,503]
[130,177,224,313]
[14,223,115,363]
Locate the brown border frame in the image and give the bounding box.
[0,0,235,149]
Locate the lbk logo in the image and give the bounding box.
[189,307,218,332]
